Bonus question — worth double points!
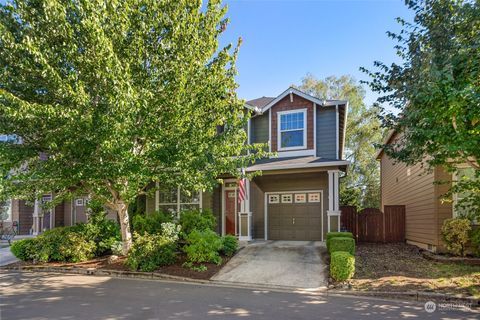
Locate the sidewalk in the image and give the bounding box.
[0,235,35,266]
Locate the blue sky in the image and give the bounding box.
[0,0,413,105]
[220,0,413,105]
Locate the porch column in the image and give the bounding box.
[238,179,252,241]
[32,199,41,235]
[327,170,341,233]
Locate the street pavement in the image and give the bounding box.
[0,271,477,320]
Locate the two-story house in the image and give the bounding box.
[146,87,349,241]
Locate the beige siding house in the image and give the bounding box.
[377,131,456,252]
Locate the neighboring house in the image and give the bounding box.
[1,195,94,235]
[146,87,350,241]
[376,130,477,252]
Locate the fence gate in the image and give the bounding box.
[340,205,405,243]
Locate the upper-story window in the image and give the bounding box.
[453,167,477,218]
[278,109,307,150]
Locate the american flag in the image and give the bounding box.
[238,178,247,203]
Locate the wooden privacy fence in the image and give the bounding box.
[340,205,405,243]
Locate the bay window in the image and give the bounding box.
[278,109,306,150]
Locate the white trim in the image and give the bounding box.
[277,108,307,151]
[260,87,347,113]
[244,103,261,114]
[313,102,317,156]
[268,110,272,153]
[264,190,324,241]
[335,105,339,159]
[247,118,251,146]
[341,102,348,159]
[274,149,316,158]
[246,160,350,172]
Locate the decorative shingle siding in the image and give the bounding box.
[270,95,315,152]
[316,106,337,159]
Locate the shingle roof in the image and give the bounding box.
[246,96,275,108]
[246,156,349,172]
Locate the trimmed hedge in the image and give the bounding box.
[326,232,354,251]
[10,238,38,261]
[328,237,355,255]
[330,251,355,281]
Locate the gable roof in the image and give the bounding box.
[245,86,349,159]
[245,87,348,115]
[246,96,275,109]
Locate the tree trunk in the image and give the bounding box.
[116,201,132,255]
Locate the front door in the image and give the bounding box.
[224,190,237,235]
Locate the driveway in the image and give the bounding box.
[212,240,328,290]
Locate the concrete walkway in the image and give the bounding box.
[0,235,35,266]
[212,240,328,290]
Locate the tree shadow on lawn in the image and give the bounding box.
[352,243,480,298]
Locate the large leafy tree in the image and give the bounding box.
[0,0,264,252]
[298,74,383,208]
[362,0,480,218]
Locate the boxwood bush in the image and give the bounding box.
[221,235,238,257]
[126,232,177,272]
[330,251,355,281]
[183,229,223,265]
[328,237,355,255]
[441,218,471,256]
[326,232,353,251]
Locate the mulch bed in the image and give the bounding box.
[5,253,231,281]
[338,243,480,299]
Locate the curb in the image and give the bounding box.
[2,265,478,309]
[327,289,480,308]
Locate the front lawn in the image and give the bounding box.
[350,243,480,298]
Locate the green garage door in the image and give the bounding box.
[267,192,322,241]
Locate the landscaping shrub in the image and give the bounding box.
[183,229,223,265]
[179,209,216,237]
[221,235,238,256]
[330,251,355,281]
[441,218,471,256]
[328,237,355,255]
[326,232,354,251]
[126,232,177,272]
[10,238,38,261]
[469,227,480,257]
[161,222,181,243]
[132,211,174,235]
[110,241,124,256]
[71,212,121,255]
[33,227,96,263]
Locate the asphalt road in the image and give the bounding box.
[0,271,477,320]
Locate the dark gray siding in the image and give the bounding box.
[316,106,337,159]
[250,111,269,144]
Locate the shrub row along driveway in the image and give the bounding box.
[212,240,328,289]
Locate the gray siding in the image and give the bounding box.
[250,111,269,144]
[316,107,337,159]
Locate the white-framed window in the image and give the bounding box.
[158,187,202,217]
[453,167,477,217]
[277,109,307,151]
[0,199,12,221]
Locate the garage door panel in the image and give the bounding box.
[267,191,322,241]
